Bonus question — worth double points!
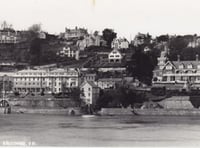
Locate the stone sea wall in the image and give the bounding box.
[133,109,200,116]
[99,108,133,116]
[8,98,77,109]
[11,106,81,115]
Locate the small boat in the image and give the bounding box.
[82,114,96,118]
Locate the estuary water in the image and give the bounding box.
[1,114,200,146]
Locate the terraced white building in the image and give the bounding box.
[13,68,79,94]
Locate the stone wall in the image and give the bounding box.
[8,98,78,109]
[99,108,133,116]
[11,107,81,115]
[158,96,200,109]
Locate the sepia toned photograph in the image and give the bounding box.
[1,0,200,147]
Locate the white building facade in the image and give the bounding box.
[13,68,79,94]
[111,38,129,49]
[57,46,79,60]
[108,49,123,63]
[80,81,100,105]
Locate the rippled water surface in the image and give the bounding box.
[1,114,200,146]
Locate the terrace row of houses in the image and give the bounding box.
[0,66,133,104]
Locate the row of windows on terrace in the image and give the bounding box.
[14,87,63,93]
[14,77,76,81]
[14,82,76,86]
[162,76,200,81]
[16,72,78,76]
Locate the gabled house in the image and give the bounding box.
[0,29,18,44]
[153,54,200,89]
[111,38,129,49]
[56,46,79,60]
[97,78,123,89]
[61,27,88,40]
[76,34,101,50]
[187,37,200,48]
[80,81,100,105]
[108,49,122,63]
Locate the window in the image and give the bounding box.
[88,93,90,97]
[179,64,184,69]
[170,76,175,81]
[110,59,114,62]
[88,87,91,91]
[162,76,167,81]
[187,64,193,69]
[166,65,172,70]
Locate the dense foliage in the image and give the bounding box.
[102,28,117,47]
[96,87,147,109]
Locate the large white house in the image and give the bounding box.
[108,49,123,63]
[13,68,79,94]
[153,52,200,89]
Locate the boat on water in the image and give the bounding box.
[82,114,96,118]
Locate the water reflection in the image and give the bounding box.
[1,114,200,146]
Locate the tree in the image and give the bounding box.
[71,88,82,106]
[93,31,99,36]
[96,87,147,109]
[28,23,42,33]
[28,23,42,39]
[168,36,188,61]
[102,28,117,47]
[156,35,169,43]
[29,38,43,65]
[127,49,155,85]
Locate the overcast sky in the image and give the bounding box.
[0,0,200,39]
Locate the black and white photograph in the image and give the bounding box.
[1,0,200,147]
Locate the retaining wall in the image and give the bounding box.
[99,108,133,116]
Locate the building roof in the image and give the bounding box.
[51,68,78,73]
[98,78,122,82]
[80,80,99,88]
[17,69,47,73]
[171,60,200,69]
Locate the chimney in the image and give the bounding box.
[177,55,180,62]
[196,54,199,61]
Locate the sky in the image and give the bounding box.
[1,0,200,40]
